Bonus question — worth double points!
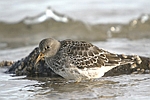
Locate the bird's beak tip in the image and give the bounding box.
[35,52,44,65]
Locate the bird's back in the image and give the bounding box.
[59,39,135,68]
[47,39,141,81]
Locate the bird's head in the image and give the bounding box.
[35,38,60,64]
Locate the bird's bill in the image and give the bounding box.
[35,52,45,65]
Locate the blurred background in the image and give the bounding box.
[1,0,150,24]
[0,0,150,49]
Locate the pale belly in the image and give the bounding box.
[56,65,115,81]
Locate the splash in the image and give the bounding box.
[23,7,68,24]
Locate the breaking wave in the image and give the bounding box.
[0,7,150,49]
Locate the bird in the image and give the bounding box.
[35,38,141,82]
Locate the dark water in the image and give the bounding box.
[0,0,150,100]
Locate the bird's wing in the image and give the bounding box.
[60,40,134,69]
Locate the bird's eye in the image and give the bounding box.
[44,46,50,50]
[47,46,50,49]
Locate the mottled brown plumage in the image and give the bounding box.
[35,38,140,82]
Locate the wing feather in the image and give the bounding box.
[60,40,134,69]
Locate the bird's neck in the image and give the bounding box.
[50,40,61,57]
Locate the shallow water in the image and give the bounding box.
[0,0,150,100]
[0,68,150,100]
[0,39,150,100]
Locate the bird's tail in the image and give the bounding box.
[118,54,142,65]
[104,53,142,67]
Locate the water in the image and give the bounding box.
[0,69,150,100]
[0,0,150,100]
[0,0,150,24]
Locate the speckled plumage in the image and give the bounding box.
[36,38,140,81]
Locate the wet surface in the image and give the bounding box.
[0,68,150,100]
